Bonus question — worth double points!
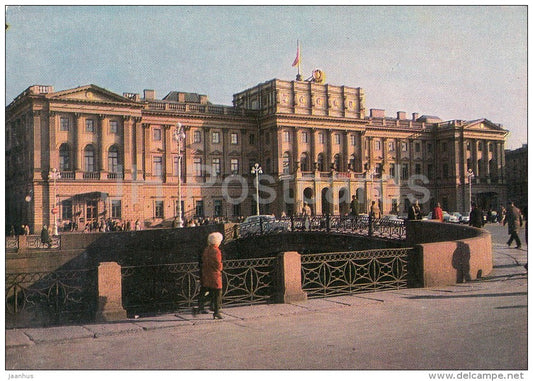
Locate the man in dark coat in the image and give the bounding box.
[503,201,523,249]
[469,203,484,228]
[40,225,52,248]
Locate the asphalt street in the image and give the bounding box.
[4,223,528,373]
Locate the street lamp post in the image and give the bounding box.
[48,168,61,236]
[467,168,475,213]
[251,163,263,216]
[173,123,186,228]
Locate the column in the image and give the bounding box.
[164,124,173,180]
[98,115,106,173]
[49,112,57,169]
[33,110,42,172]
[142,123,151,177]
[74,113,82,179]
[134,117,143,180]
[342,131,349,172]
[326,129,333,171]
[123,116,133,181]
[294,128,301,175]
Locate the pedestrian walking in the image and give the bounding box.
[197,232,224,319]
[432,202,443,222]
[368,200,381,235]
[350,195,359,216]
[40,225,52,248]
[503,201,523,249]
[469,203,485,228]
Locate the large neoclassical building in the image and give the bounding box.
[6,76,509,233]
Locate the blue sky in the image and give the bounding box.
[5,5,527,149]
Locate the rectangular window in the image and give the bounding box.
[249,134,255,145]
[401,142,408,152]
[109,121,118,134]
[87,200,98,220]
[231,158,239,174]
[401,164,409,180]
[153,128,162,141]
[375,140,381,151]
[443,163,449,178]
[193,130,201,143]
[415,163,421,175]
[154,156,163,177]
[335,134,341,145]
[302,132,308,143]
[415,142,421,153]
[62,200,73,220]
[155,201,164,219]
[212,158,221,175]
[389,164,396,178]
[428,164,434,179]
[194,158,202,176]
[212,131,220,144]
[112,200,122,219]
[195,200,204,217]
[85,119,95,133]
[442,142,448,152]
[350,135,356,146]
[319,133,325,144]
[388,141,395,151]
[60,117,70,131]
[231,132,239,145]
[283,131,291,142]
[233,203,241,217]
[214,200,223,217]
[427,142,433,154]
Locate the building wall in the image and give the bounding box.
[6,80,510,233]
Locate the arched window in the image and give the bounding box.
[84,145,96,172]
[349,154,356,171]
[59,143,71,171]
[300,152,309,172]
[108,145,121,173]
[317,153,324,172]
[334,154,341,171]
[282,152,291,174]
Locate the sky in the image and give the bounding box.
[4,5,528,149]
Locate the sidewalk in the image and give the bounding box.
[5,223,528,370]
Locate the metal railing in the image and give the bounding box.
[5,268,98,328]
[229,215,406,241]
[121,256,277,315]
[301,248,410,298]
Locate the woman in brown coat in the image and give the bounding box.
[198,232,224,319]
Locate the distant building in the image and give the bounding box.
[6,77,509,233]
[505,144,528,210]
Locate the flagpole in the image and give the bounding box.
[296,40,302,81]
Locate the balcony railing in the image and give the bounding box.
[83,172,100,180]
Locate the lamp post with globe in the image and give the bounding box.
[48,168,61,236]
[173,123,186,228]
[251,163,263,216]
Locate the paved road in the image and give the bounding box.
[4,223,528,371]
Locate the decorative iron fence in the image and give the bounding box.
[301,248,411,298]
[121,256,277,316]
[25,235,61,249]
[229,215,406,241]
[5,268,98,328]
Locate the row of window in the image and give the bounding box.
[60,117,120,134]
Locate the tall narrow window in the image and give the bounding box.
[155,201,164,219]
[112,200,122,219]
[108,146,120,173]
[249,134,255,145]
[212,158,221,175]
[350,135,356,146]
[282,152,291,174]
[335,134,341,145]
[300,153,309,171]
[231,132,239,145]
[193,158,202,176]
[302,131,308,143]
[317,153,324,172]
[153,128,162,141]
[62,200,73,220]
[84,145,96,172]
[230,158,239,174]
[85,119,95,133]
[214,200,223,217]
[212,131,220,144]
[153,156,163,178]
[109,121,119,134]
[60,117,70,131]
[59,144,71,171]
[193,130,202,143]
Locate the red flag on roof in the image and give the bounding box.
[292,42,300,67]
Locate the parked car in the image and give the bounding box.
[239,214,291,237]
[442,211,460,223]
[451,212,465,223]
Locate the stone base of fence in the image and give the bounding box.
[96,262,127,321]
[274,251,307,303]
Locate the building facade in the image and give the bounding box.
[6,78,509,233]
[505,144,528,210]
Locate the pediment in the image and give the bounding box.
[228,150,241,157]
[48,84,135,104]
[211,150,223,156]
[464,118,504,131]
[191,149,204,155]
